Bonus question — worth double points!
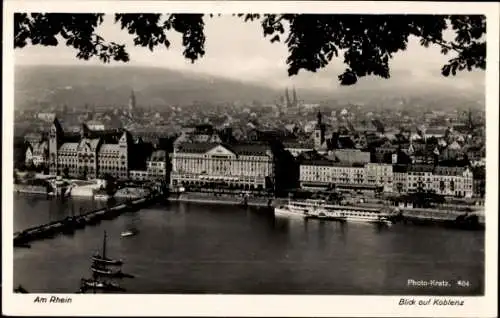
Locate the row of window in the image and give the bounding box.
[148,169,165,175]
[174,156,271,163]
[172,174,263,181]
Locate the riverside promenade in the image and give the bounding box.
[168,192,485,230]
[168,192,281,208]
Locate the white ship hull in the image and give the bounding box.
[274,207,308,219]
[274,199,395,226]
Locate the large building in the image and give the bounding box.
[405,164,434,193]
[298,152,365,190]
[170,142,274,191]
[432,165,473,198]
[48,118,133,179]
[365,163,394,192]
[297,152,474,198]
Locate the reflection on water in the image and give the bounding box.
[13,196,484,295]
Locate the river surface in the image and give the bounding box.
[13,194,484,295]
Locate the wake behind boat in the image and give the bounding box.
[275,198,398,226]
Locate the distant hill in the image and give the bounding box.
[14,65,485,111]
[14,65,288,110]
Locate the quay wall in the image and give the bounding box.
[400,207,485,224]
[168,192,485,225]
[168,192,278,208]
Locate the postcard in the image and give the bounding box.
[2,1,498,316]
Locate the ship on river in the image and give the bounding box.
[91,231,123,265]
[80,231,133,293]
[274,199,400,225]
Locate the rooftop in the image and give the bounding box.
[175,142,271,157]
[149,150,167,162]
[408,164,434,173]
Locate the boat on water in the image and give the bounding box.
[121,212,140,238]
[274,198,398,225]
[79,231,132,293]
[90,264,123,276]
[121,228,138,238]
[90,264,134,278]
[91,231,123,266]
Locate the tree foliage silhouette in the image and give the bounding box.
[14,13,486,85]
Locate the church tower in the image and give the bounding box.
[49,118,64,175]
[314,111,325,150]
[128,90,136,113]
[292,86,298,107]
[118,131,131,180]
[285,87,291,108]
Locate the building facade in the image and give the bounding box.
[299,158,365,189]
[393,164,408,193]
[170,142,274,191]
[147,150,168,181]
[406,164,434,193]
[48,118,132,180]
[365,163,393,192]
[298,149,476,198]
[25,141,49,167]
[432,166,473,198]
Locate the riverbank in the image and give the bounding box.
[168,192,279,208]
[167,192,485,229]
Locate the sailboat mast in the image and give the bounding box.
[102,231,107,259]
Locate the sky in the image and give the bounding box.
[14,15,484,91]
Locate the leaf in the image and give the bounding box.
[339,70,357,86]
[441,64,451,76]
[451,63,458,76]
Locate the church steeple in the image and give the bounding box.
[285,87,291,108]
[128,90,136,112]
[314,111,325,151]
[292,86,297,107]
[317,110,322,126]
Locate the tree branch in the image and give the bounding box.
[427,37,462,53]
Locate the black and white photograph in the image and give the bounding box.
[3,1,498,317]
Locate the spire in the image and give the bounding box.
[467,109,474,131]
[292,86,297,107]
[317,111,322,126]
[285,87,291,108]
[128,90,136,111]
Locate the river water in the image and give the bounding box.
[13,194,484,295]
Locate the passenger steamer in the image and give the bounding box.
[274,199,398,225]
